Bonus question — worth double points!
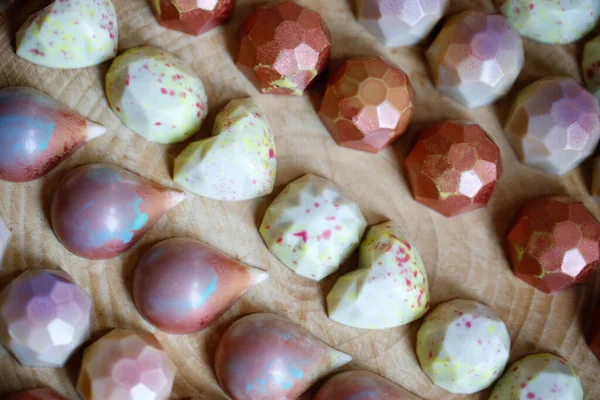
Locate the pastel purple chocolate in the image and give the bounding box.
[0,87,107,182]
[51,163,185,260]
[133,238,268,334]
[215,313,352,400]
[314,371,420,400]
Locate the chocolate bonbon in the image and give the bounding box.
[51,163,185,260]
[0,87,107,182]
[7,388,66,400]
[327,221,430,329]
[314,370,419,400]
[106,46,208,144]
[149,0,235,36]
[215,313,352,400]
[16,0,118,68]
[174,98,276,201]
[260,174,367,280]
[319,56,415,153]
[0,269,93,368]
[133,237,268,334]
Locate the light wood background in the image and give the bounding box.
[0,0,599,399]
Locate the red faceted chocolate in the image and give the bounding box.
[149,0,235,36]
[507,196,600,294]
[319,56,415,153]
[237,0,332,96]
[404,121,502,217]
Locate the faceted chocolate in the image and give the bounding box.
[416,299,510,394]
[215,313,352,400]
[356,0,449,47]
[149,0,235,36]
[506,196,600,294]
[404,121,502,217]
[319,56,415,153]
[77,329,176,400]
[237,0,331,96]
[7,388,66,400]
[427,11,524,108]
[314,370,419,400]
[0,270,93,368]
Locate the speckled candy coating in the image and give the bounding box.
[506,196,600,294]
[106,46,208,144]
[16,0,118,68]
[77,329,176,400]
[215,313,352,400]
[404,121,502,217]
[0,87,106,182]
[505,77,600,175]
[237,0,332,96]
[7,388,67,400]
[416,299,510,394]
[489,354,583,400]
[327,221,430,329]
[133,238,268,334]
[260,174,367,281]
[427,11,524,108]
[583,36,600,102]
[149,0,235,35]
[51,163,185,260]
[174,98,276,201]
[495,0,600,44]
[0,269,93,368]
[356,0,448,47]
[314,370,420,400]
[319,56,415,153]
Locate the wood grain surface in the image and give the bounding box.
[0,0,599,399]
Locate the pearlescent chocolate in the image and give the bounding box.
[16,0,118,68]
[0,87,106,182]
[51,163,185,260]
[0,269,93,368]
[215,313,352,400]
[327,221,430,329]
[149,0,235,36]
[133,237,268,334]
[314,370,420,400]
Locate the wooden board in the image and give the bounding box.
[0,0,599,399]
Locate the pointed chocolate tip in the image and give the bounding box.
[168,190,187,207]
[85,121,108,141]
[248,267,269,285]
[329,347,353,369]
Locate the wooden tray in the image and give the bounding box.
[0,0,599,399]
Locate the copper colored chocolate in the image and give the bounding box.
[506,196,600,294]
[133,238,269,334]
[215,313,352,400]
[0,87,107,182]
[314,370,419,400]
[404,121,502,217]
[149,0,235,35]
[7,388,66,400]
[319,56,415,153]
[51,163,185,260]
[237,0,331,96]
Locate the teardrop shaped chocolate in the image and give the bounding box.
[133,238,269,334]
[51,163,185,259]
[314,371,420,400]
[0,87,107,182]
[215,313,352,400]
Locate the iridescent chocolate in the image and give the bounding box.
[51,163,185,260]
[427,11,524,108]
[506,196,600,294]
[149,0,235,35]
[319,56,415,153]
[7,388,67,400]
[404,121,502,217]
[77,329,176,400]
[314,370,420,400]
[0,87,107,182]
[215,313,352,400]
[505,77,600,176]
[237,0,332,96]
[133,238,269,334]
[356,0,449,47]
[0,269,93,368]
